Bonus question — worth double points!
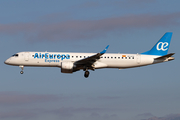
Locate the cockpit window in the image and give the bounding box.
[12,54,19,57]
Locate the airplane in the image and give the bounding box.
[4,32,175,78]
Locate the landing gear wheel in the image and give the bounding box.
[19,65,24,74]
[84,71,90,78]
[20,71,24,74]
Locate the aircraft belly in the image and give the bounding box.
[102,57,153,68]
[94,61,107,69]
[102,60,137,68]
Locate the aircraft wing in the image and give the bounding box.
[74,45,109,67]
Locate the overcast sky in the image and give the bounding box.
[0,0,180,120]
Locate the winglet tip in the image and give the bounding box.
[100,45,109,54]
[106,45,109,48]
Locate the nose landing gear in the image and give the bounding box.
[19,65,24,74]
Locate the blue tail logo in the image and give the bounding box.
[142,32,172,56]
[156,42,169,51]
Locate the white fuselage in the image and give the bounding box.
[5,52,160,69]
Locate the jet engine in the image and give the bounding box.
[61,62,74,73]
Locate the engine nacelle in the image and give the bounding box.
[61,62,74,73]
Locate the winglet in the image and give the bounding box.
[100,45,109,54]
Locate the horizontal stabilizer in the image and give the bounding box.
[154,53,175,60]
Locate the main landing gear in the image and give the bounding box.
[83,66,94,78]
[83,67,90,78]
[84,70,90,78]
[19,65,24,74]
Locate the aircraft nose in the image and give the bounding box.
[4,59,10,64]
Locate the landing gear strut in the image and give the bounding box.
[19,65,24,74]
[84,70,90,78]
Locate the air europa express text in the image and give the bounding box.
[34,53,70,60]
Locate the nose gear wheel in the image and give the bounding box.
[19,65,24,74]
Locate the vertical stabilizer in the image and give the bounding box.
[141,32,173,56]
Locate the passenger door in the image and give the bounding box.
[24,52,29,61]
[136,54,141,64]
